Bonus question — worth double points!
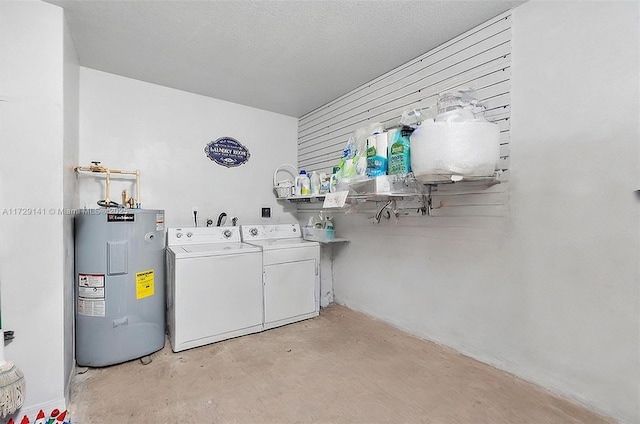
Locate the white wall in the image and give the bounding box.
[331,1,639,422]
[0,0,73,418]
[508,1,638,421]
[78,68,299,227]
[62,10,80,402]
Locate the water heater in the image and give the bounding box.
[75,209,165,367]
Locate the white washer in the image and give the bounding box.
[241,223,320,330]
[166,227,263,352]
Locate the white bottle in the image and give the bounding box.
[310,171,321,195]
[319,172,330,194]
[294,169,309,196]
[329,172,338,193]
[296,170,311,196]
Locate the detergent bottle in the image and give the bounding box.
[295,170,311,196]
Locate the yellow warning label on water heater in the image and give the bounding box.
[136,270,154,299]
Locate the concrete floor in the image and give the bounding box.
[69,305,612,423]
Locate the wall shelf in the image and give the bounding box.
[277,173,501,207]
[306,238,349,244]
[279,195,325,203]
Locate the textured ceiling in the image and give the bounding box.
[46,0,525,117]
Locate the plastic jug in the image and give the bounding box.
[295,170,311,196]
[310,171,321,195]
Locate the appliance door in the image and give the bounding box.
[263,254,317,327]
[172,251,263,351]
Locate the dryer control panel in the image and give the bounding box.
[240,224,301,241]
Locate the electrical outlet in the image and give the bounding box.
[261,207,271,218]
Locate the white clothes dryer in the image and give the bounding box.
[166,227,263,352]
[240,224,320,330]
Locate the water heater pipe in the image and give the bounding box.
[75,162,141,208]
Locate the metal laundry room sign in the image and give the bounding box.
[204,137,251,168]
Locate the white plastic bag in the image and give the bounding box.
[410,120,500,182]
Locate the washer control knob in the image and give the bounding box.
[250,227,258,236]
[186,232,193,238]
[223,229,232,238]
[176,232,182,238]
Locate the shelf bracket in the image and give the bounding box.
[374,200,393,224]
[419,187,433,216]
